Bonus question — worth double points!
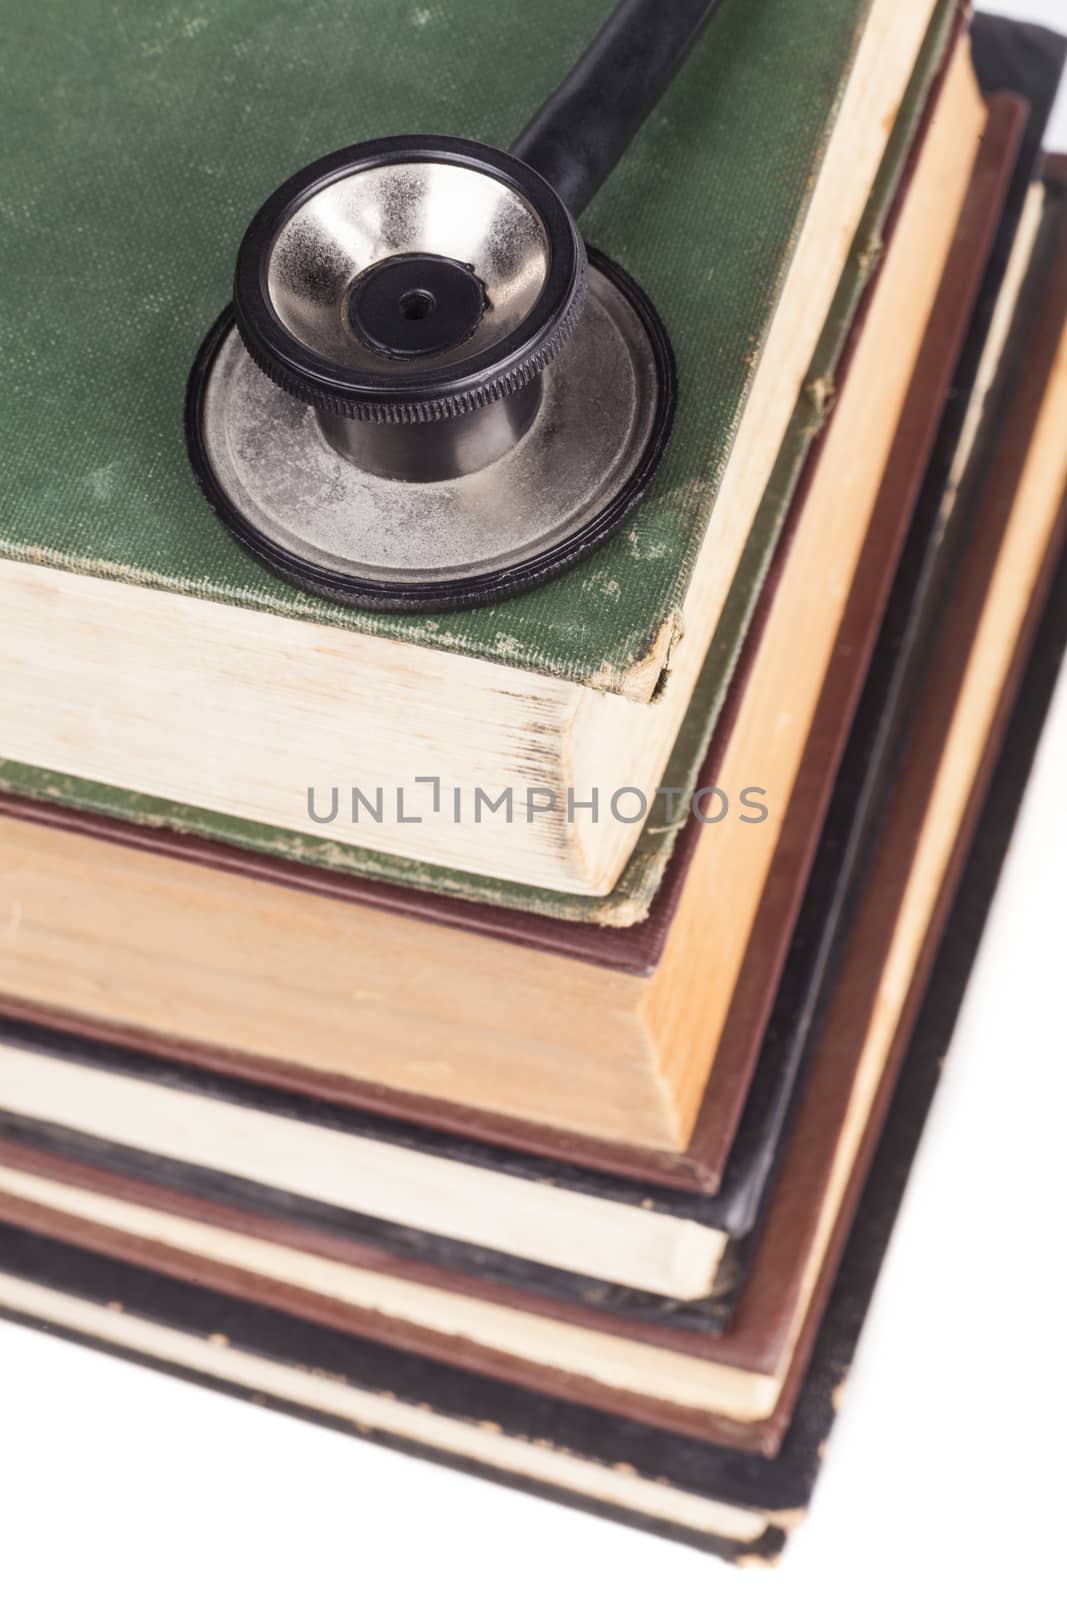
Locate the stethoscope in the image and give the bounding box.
[186,0,724,612]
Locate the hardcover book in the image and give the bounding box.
[0,0,955,901]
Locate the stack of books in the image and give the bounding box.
[1,0,1065,1564]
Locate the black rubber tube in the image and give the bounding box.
[510,0,725,216]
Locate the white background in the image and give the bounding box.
[2,3,1065,1595]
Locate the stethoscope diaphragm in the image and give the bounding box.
[187,2,722,612]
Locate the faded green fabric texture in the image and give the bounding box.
[0,0,956,925]
[1,0,878,692]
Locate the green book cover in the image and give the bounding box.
[0,0,956,923]
[6,0,895,693]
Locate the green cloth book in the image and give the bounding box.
[0,0,950,912]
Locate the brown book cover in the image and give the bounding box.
[0,86,1022,1201]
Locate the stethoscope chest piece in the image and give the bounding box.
[187,3,723,612]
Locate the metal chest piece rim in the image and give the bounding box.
[183,0,732,615]
[186,133,676,614]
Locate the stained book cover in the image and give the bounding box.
[0,0,962,926]
[0,0,929,690]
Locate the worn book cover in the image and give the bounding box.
[0,0,933,690]
[0,0,960,917]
